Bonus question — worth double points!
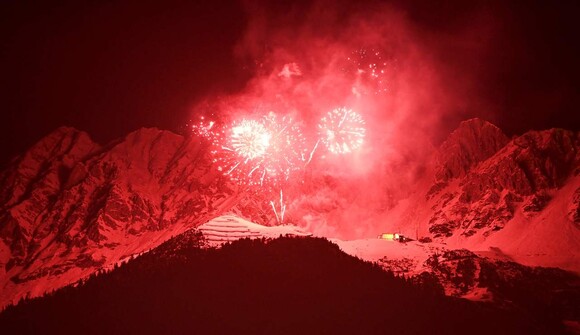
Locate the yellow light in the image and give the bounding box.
[380,233,395,240]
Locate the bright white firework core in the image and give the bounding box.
[230,120,271,160]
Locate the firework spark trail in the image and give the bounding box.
[248,165,260,176]
[338,109,348,127]
[280,189,286,222]
[270,201,280,223]
[270,189,286,224]
[305,139,320,166]
[226,162,241,175]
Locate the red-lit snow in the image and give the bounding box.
[199,215,312,246]
[377,175,580,273]
[198,214,577,301]
[199,215,438,274]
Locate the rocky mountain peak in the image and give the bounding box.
[421,126,580,268]
[0,127,99,208]
[436,118,509,181]
[0,127,235,307]
[22,126,98,164]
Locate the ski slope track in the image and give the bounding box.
[198,215,311,246]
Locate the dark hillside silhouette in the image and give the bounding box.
[0,235,568,334]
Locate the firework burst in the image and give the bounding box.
[345,48,391,96]
[190,115,217,140]
[228,120,271,161]
[212,113,307,188]
[318,107,366,154]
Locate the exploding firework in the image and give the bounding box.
[345,48,391,96]
[228,119,271,160]
[190,115,217,140]
[262,112,307,172]
[212,113,307,187]
[318,107,366,154]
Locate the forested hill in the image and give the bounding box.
[0,235,567,334]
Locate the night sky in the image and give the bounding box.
[1,0,579,165]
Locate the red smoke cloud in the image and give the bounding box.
[191,0,499,238]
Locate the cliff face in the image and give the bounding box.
[428,126,580,238]
[435,118,510,181]
[384,120,580,271]
[0,127,236,306]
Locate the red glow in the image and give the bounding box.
[204,112,307,189]
[188,4,500,238]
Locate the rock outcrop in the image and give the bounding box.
[435,118,509,182]
[428,128,580,238]
[0,127,236,307]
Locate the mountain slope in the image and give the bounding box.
[0,236,566,335]
[198,214,311,245]
[194,215,578,311]
[381,121,580,272]
[0,127,236,307]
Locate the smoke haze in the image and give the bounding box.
[191,0,504,237]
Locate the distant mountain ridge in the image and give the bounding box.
[0,119,579,307]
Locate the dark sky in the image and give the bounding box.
[1,0,579,164]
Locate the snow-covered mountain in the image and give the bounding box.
[380,119,580,272]
[0,127,237,306]
[0,119,579,307]
[166,215,577,305]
